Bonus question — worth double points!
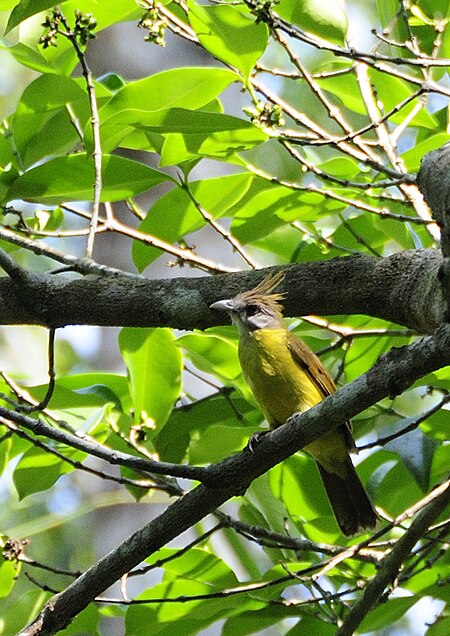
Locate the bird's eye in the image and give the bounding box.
[245,304,259,317]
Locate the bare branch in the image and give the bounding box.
[336,480,450,636]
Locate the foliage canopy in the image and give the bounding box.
[0,1,450,635]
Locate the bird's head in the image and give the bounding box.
[210,271,286,334]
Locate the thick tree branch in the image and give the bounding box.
[0,249,443,333]
[418,143,450,316]
[19,323,450,635]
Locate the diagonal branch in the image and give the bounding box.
[18,323,450,635]
[336,480,450,636]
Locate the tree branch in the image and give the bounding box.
[18,323,450,635]
[0,249,444,333]
[336,480,450,636]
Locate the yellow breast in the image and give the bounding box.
[238,328,323,427]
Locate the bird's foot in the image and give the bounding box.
[246,430,269,453]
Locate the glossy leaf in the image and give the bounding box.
[145,547,238,586]
[188,1,268,79]
[189,424,249,463]
[277,0,348,45]
[94,67,239,141]
[5,0,72,34]
[159,123,268,165]
[359,597,419,632]
[6,153,170,204]
[95,108,268,156]
[178,332,241,380]
[11,74,89,167]
[0,591,50,635]
[13,446,75,499]
[132,172,252,270]
[155,391,255,463]
[5,0,139,34]
[402,132,450,171]
[318,69,437,129]
[3,0,140,74]
[0,557,18,599]
[426,615,450,636]
[0,35,77,76]
[223,605,321,636]
[119,328,182,428]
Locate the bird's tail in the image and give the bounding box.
[317,458,377,536]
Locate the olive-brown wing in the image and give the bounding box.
[287,332,354,449]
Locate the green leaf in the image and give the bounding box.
[277,0,348,45]
[316,69,364,115]
[0,35,77,76]
[0,557,19,599]
[6,153,170,204]
[13,446,75,499]
[11,74,89,167]
[426,615,450,636]
[402,133,450,172]
[5,0,72,35]
[146,547,238,586]
[178,332,240,380]
[385,428,438,491]
[2,0,141,74]
[229,179,346,245]
[132,172,252,271]
[366,453,422,515]
[94,67,239,144]
[377,0,400,29]
[56,372,130,411]
[160,126,267,165]
[188,1,268,79]
[246,469,299,538]
[269,454,338,534]
[189,424,249,463]
[125,549,244,631]
[12,404,111,499]
[97,72,126,92]
[0,430,12,476]
[223,605,312,636]
[0,590,50,635]
[318,68,437,129]
[369,69,437,129]
[6,0,140,35]
[421,407,450,442]
[119,328,182,428]
[96,108,268,157]
[286,615,336,635]
[318,156,363,178]
[58,604,101,635]
[155,391,255,464]
[359,596,419,632]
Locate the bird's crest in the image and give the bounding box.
[237,271,286,318]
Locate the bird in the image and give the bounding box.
[210,270,377,536]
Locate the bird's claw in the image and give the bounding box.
[246,430,269,453]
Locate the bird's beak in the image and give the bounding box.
[210,299,235,313]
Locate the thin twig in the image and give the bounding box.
[0,417,169,493]
[179,179,257,269]
[0,403,209,484]
[355,62,439,241]
[336,480,450,636]
[58,13,102,259]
